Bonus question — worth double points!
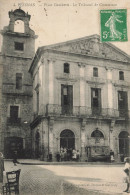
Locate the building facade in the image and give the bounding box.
[0,9,37,158]
[29,35,130,161]
[0,8,129,161]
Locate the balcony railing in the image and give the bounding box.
[45,104,124,118]
[2,84,33,96]
[112,80,130,87]
[7,117,21,125]
[55,73,79,80]
[86,77,106,84]
[118,109,128,118]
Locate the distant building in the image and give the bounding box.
[0,9,37,158]
[29,34,130,161]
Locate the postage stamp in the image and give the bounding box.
[100,9,127,42]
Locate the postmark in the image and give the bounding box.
[100,9,127,42]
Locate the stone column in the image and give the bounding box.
[41,57,46,114]
[48,117,55,161]
[106,67,113,116]
[78,63,86,114]
[109,120,115,152]
[81,118,86,161]
[48,59,55,105]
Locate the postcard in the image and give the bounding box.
[0,0,130,195]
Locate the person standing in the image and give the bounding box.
[0,152,5,184]
[110,150,114,163]
[123,158,130,193]
[13,150,19,166]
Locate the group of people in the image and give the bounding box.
[56,147,80,162]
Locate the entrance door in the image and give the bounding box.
[119,131,129,157]
[60,129,75,149]
[35,132,40,158]
[4,137,23,159]
[118,91,128,117]
[91,88,101,115]
[61,85,73,115]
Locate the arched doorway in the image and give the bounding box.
[4,137,23,159]
[119,131,129,157]
[60,129,75,149]
[35,132,40,158]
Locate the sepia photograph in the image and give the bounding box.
[0,0,130,194]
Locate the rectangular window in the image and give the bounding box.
[119,71,124,80]
[64,63,70,73]
[91,88,101,114]
[10,106,19,120]
[61,84,73,114]
[118,91,128,110]
[16,73,22,89]
[93,67,98,77]
[14,42,24,51]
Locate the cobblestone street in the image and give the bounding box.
[3,161,127,195]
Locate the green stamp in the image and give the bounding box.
[100,9,127,42]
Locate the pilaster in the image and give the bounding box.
[81,118,86,161]
[78,63,86,110]
[48,59,55,105]
[48,117,55,161]
[109,119,115,153]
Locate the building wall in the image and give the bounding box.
[0,9,36,158]
[30,46,130,161]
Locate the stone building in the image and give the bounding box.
[29,35,130,161]
[0,9,37,158]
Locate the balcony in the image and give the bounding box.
[55,73,79,81]
[118,109,128,118]
[46,104,121,118]
[7,117,21,125]
[86,77,106,85]
[112,80,130,87]
[2,84,33,96]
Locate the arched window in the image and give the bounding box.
[91,129,104,138]
[64,63,70,73]
[93,67,98,77]
[119,71,124,80]
[14,20,24,33]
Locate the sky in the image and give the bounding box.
[0,0,130,55]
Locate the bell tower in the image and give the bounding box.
[1,8,36,58]
[0,8,37,158]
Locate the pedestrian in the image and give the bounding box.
[72,149,77,161]
[56,152,61,162]
[76,150,80,162]
[110,149,114,163]
[123,158,130,193]
[0,152,5,184]
[49,152,52,162]
[13,150,19,166]
[64,148,67,161]
[60,150,64,161]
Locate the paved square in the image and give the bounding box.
[2,162,127,195]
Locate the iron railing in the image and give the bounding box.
[45,104,125,118]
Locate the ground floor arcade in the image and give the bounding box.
[31,117,130,162]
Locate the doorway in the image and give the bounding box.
[35,132,40,158]
[119,131,129,157]
[4,137,23,158]
[61,85,73,115]
[60,129,75,149]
